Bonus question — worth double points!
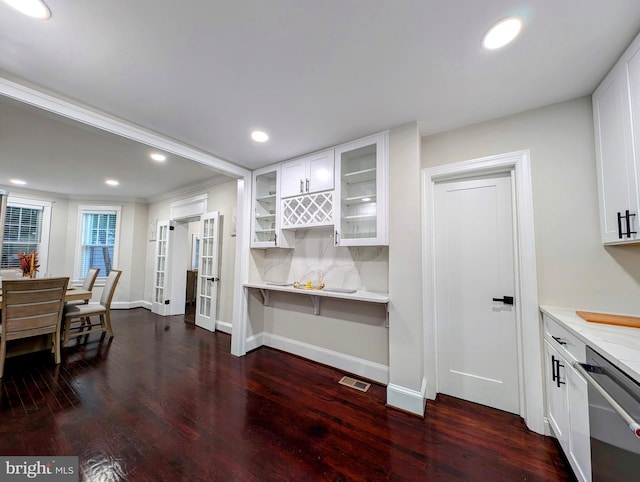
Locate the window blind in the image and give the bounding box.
[1,205,42,268]
[79,211,117,278]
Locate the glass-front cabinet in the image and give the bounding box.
[252,166,278,247]
[334,132,388,246]
[251,165,292,248]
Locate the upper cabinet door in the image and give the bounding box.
[280,158,307,198]
[280,149,335,198]
[593,35,640,244]
[251,164,292,248]
[307,149,335,193]
[334,132,388,246]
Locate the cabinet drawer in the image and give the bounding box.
[544,314,585,363]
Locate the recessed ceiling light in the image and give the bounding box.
[150,153,167,162]
[4,0,51,19]
[482,17,523,50]
[105,179,120,186]
[251,131,269,143]
[10,179,27,185]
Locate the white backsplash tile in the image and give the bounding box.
[257,227,388,293]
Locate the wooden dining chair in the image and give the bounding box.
[63,269,122,346]
[65,267,100,307]
[0,277,69,378]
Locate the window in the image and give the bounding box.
[1,197,52,273]
[76,206,121,280]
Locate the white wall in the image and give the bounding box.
[387,122,425,413]
[422,96,640,315]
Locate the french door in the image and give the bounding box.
[151,220,173,316]
[195,212,220,331]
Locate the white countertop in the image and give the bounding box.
[540,306,640,383]
[244,282,389,303]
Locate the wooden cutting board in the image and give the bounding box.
[576,310,640,328]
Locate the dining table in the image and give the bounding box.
[0,288,93,357]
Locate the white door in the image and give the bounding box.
[195,211,220,331]
[152,220,173,316]
[434,174,519,414]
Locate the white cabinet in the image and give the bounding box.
[251,165,292,248]
[281,149,334,198]
[593,33,640,244]
[334,132,388,246]
[543,315,591,482]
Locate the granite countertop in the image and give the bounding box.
[540,306,640,383]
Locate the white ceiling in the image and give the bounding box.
[1,1,640,199]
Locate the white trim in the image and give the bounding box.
[4,196,52,276]
[73,204,122,282]
[231,176,252,356]
[245,332,264,353]
[0,77,249,180]
[386,380,427,416]
[258,332,389,384]
[216,320,232,334]
[140,300,153,310]
[170,193,208,220]
[421,150,544,434]
[111,300,147,310]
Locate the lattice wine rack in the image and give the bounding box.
[281,192,334,228]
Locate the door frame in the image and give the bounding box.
[421,150,544,434]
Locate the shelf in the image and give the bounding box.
[342,214,377,221]
[254,228,276,233]
[343,168,376,184]
[255,214,276,220]
[344,194,376,203]
[244,282,388,315]
[256,194,276,202]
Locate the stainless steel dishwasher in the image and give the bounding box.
[574,347,640,481]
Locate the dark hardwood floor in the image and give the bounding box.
[0,308,573,481]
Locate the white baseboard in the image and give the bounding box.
[216,320,232,334]
[252,332,389,385]
[386,378,427,416]
[112,300,147,310]
[245,333,264,352]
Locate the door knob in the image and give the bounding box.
[207,277,220,282]
[492,296,514,305]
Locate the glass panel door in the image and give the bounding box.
[151,220,172,315]
[253,170,277,246]
[195,211,219,332]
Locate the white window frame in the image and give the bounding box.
[2,196,52,276]
[74,205,122,284]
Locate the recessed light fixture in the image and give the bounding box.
[105,179,120,186]
[482,16,523,50]
[10,179,27,186]
[150,153,167,162]
[251,130,269,143]
[4,0,51,19]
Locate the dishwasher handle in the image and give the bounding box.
[574,361,640,439]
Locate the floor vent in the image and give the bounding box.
[338,376,371,393]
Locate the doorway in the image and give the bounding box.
[422,150,545,433]
[434,174,519,414]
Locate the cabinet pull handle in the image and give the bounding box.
[551,335,567,346]
[300,180,303,194]
[618,211,624,239]
[555,358,565,388]
[617,210,637,239]
[334,230,339,246]
[274,233,277,246]
[626,210,637,238]
[306,178,309,192]
[551,355,558,382]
